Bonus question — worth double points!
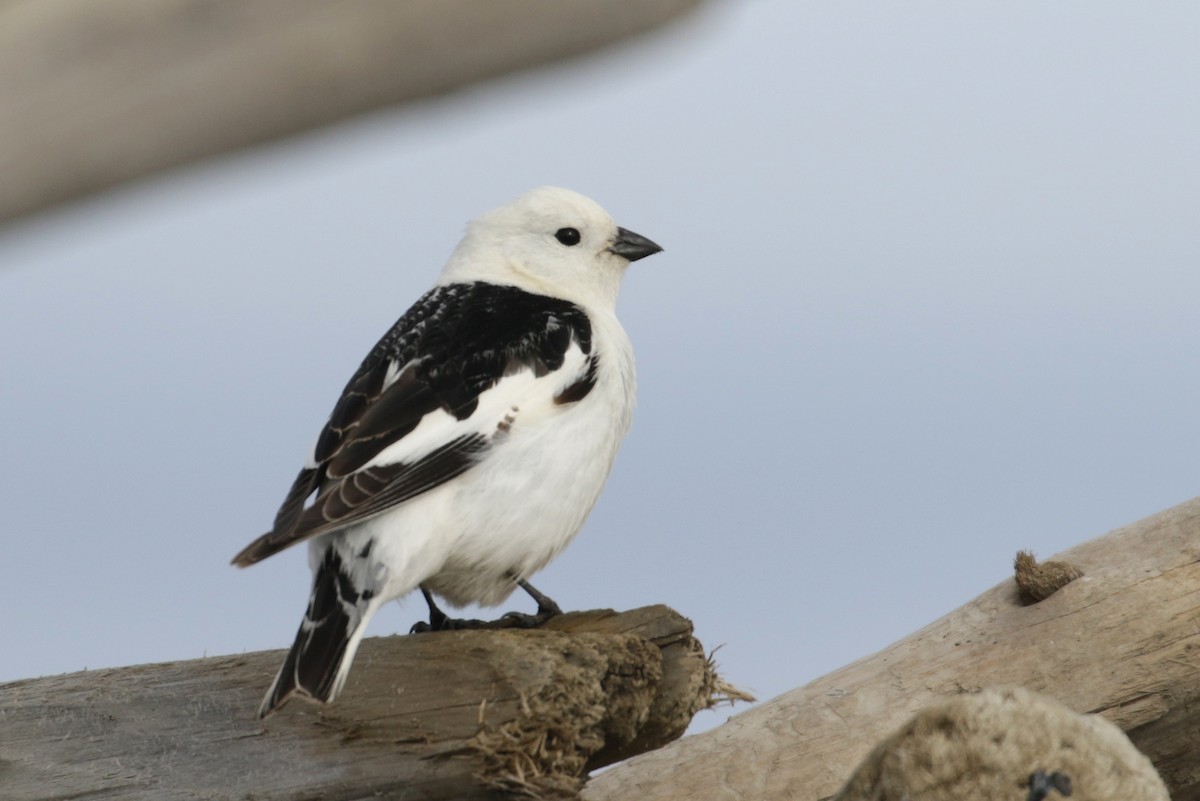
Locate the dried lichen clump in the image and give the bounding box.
[1014,549,1083,604]
[832,686,1168,801]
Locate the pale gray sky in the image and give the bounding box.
[3,1,1199,735]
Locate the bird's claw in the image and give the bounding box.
[410,581,561,633]
[409,614,490,633]
[410,609,557,633]
[514,578,562,618]
[498,605,561,629]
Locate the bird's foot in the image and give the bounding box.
[409,581,563,633]
[496,608,559,629]
[409,611,558,632]
[409,614,492,633]
[515,579,563,617]
[498,580,563,628]
[410,587,493,633]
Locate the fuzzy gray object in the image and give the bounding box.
[833,686,1167,801]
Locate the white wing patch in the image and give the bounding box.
[382,357,406,389]
[363,341,592,472]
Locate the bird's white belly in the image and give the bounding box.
[325,373,632,610]
[426,387,627,606]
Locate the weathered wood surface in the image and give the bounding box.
[586,496,1200,801]
[0,0,703,224]
[0,605,720,800]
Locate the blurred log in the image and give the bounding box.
[0,605,726,800]
[0,0,702,224]
[585,496,1200,801]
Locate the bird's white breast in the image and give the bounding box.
[428,308,635,605]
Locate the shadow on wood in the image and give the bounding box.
[0,605,740,800]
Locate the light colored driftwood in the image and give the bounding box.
[0,605,723,800]
[0,0,702,224]
[585,496,1200,801]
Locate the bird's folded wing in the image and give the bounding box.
[286,431,491,544]
[232,283,595,567]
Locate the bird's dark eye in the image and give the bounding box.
[554,227,582,246]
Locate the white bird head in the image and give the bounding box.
[440,187,662,310]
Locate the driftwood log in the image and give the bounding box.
[0,605,730,800]
[0,0,702,224]
[586,496,1200,801]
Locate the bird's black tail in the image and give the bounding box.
[257,548,373,718]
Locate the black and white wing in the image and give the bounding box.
[232,282,598,567]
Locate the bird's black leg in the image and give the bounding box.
[498,578,563,628]
[409,580,563,633]
[409,587,448,633]
[519,579,563,617]
[409,587,490,633]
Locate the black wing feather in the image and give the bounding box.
[303,434,489,536]
[272,466,322,534]
[232,283,592,567]
[325,369,440,479]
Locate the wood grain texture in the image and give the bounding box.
[585,496,1200,801]
[0,606,718,800]
[0,0,703,223]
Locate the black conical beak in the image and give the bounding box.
[608,226,663,262]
